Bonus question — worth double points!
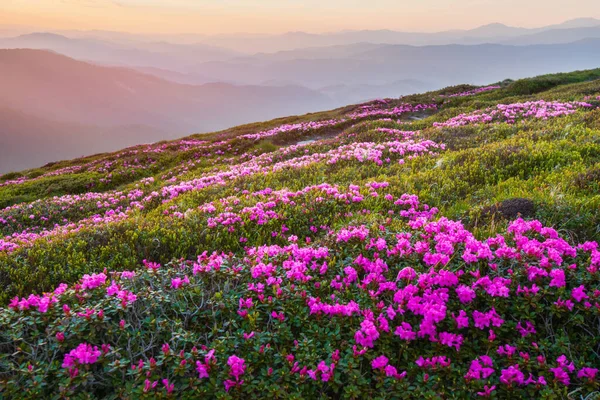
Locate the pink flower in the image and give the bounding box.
[465,356,495,381]
[452,310,469,329]
[549,269,566,288]
[578,367,598,381]
[439,332,464,351]
[143,260,161,270]
[550,367,570,385]
[572,285,588,302]
[331,349,340,363]
[143,379,158,393]
[80,273,107,290]
[499,365,524,386]
[371,355,389,370]
[62,343,102,369]
[455,285,476,304]
[171,276,189,289]
[227,355,246,380]
[162,379,174,394]
[224,379,241,392]
[355,318,380,348]
[196,361,209,378]
[515,321,536,337]
[473,308,504,329]
[497,344,517,357]
[476,385,496,397]
[394,322,416,341]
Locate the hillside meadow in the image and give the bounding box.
[1,69,600,398]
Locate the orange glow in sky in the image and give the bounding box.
[1,0,599,34]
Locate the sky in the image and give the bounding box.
[1,0,599,35]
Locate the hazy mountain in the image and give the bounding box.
[0,32,239,71]
[185,18,600,52]
[132,66,220,85]
[172,40,600,89]
[4,18,600,56]
[543,17,600,30]
[502,26,600,45]
[0,108,168,173]
[318,80,434,104]
[0,49,338,172]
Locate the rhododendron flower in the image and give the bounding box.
[476,385,496,397]
[224,378,243,392]
[416,356,451,369]
[473,308,504,329]
[371,355,389,370]
[62,343,102,369]
[196,361,209,378]
[452,310,469,329]
[331,349,340,363]
[550,367,570,385]
[143,379,158,393]
[384,364,397,376]
[439,331,464,351]
[577,367,598,381]
[500,365,524,386]
[455,285,476,304]
[170,276,189,289]
[465,356,495,381]
[397,267,417,281]
[162,379,174,394]
[515,321,536,337]
[227,355,246,380]
[497,344,517,357]
[571,285,588,302]
[80,273,107,290]
[549,269,566,288]
[143,260,161,270]
[354,318,379,348]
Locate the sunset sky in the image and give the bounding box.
[1,0,599,35]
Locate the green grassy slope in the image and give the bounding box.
[1,69,600,399]
[1,70,600,303]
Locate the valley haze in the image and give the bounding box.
[2,17,600,172]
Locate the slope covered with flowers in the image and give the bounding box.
[1,70,600,398]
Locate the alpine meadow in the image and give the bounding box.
[1,70,600,398]
[2,1,600,398]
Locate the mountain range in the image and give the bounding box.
[54,17,600,52]
[0,49,337,172]
[2,17,600,172]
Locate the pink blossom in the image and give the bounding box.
[354,318,379,348]
[549,269,566,288]
[572,285,588,302]
[371,355,389,370]
[196,361,209,378]
[227,355,246,380]
[62,343,102,369]
[499,365,525,386]
[578,367,598,381]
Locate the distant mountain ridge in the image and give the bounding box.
[3,18,600,56]
[0,32,240,71]
[0,49,338,172]
[176,40,600,88]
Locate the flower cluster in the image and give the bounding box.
[433,100,592,127]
